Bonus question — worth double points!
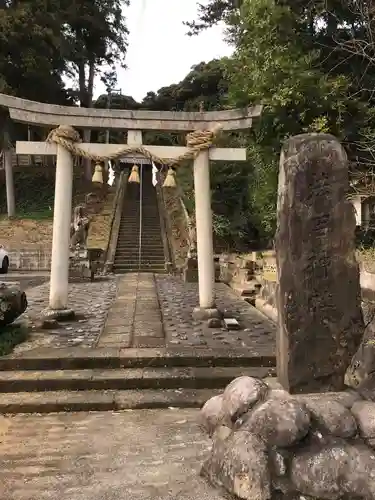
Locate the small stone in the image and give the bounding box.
[201,430,270,500]
[192,307,223,321]
[222,376,268,422]
[39,319,60,330]
[269,447,290,477]
[207,318,222,328]
[351,401,375,438]
[241,398,311,447]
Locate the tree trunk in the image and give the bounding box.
[78,60,96,181]
[0,284,28,327]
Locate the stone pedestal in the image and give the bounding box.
[183,257,199,283]
[69,247,93,280]
[275,133,364,393]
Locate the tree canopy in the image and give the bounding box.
[3,0,375,247]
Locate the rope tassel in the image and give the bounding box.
[128,165,140,183]
[163,167,177,188]
[92,164,103,184]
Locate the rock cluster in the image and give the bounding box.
[200,376,375,500]
[0,283,27,326]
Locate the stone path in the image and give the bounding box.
[156,275,276,351]
[0,409,224,500]
[99,274,164,348]
[10,273,275,356]
[12,277,118,354]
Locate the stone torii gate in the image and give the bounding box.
[0,93,262,318]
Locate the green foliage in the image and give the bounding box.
[0,0,130,106]
[0,170,55,216]
[60,0,129,105]
[186,0,375,243]
[0,0,69,103]
[0,323,29,356]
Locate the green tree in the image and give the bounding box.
[187,0,373,239]
[59,0,129,179]
[0,0,68,103]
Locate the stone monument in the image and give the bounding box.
[275,133,364,393]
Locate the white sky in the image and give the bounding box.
[94,0,233,101]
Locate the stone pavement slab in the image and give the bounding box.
[5,273,275,362]
[12,277,118,354]
[99,273,165,349]
[0,409,224,500]
[156,275,276,352]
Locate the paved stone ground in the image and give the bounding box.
[99,274,165,348]
[5,272,275,355]
[0,273,49,291]
[156,275,276,351]
[0,409,224,500]
[12,277,118,354]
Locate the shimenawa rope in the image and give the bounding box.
[46,124,222,168]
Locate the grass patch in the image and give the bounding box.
[0,323,29,356]
[0,210,53,221]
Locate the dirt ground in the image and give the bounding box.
[0,219,53,249]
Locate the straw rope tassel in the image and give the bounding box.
[128,165,140,183]
[45,123,223,174]
[92,163,103,184]
[163,167,177,188]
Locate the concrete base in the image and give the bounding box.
[192,306,223,321]
[41,308,75,322]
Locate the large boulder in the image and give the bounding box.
[0,283,27,326]
[201,429,271,500]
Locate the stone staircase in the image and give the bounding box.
[113,168,166,273]
[0,348,275,413]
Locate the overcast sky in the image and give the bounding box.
[94,0,233,102]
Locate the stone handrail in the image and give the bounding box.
[155,173,175,272]
[0,92,262,131]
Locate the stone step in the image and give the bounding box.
[119,215,159,220]
[114,268,168,274]
[113,261,165,266]
[115,246,164,252]
[118,225,162,230]
[114,256,165,263]
[115,243,164,249]
[0,366,275,393]
[0,347,276,371]
[117,234,163,239]
[0,388,222,414]
[119,219,161,224]
[114,250,165,256]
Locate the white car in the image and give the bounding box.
[0,245,9,274]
